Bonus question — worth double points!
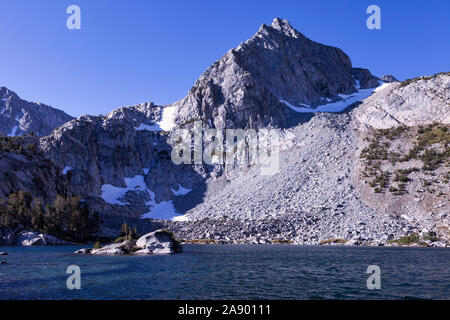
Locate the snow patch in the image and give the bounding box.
[136,123,162,131]
[374,82,392,92]
[159,106,177,131]
[141,197,181,221]
[101,175,147,205]
[135,106,177,132]
[101,174,186,220]
[280,99,311,111]
[280,83,385,113]
[171,185,192,196]
[172,214,190,222]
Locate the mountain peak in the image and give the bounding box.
[271,17,291,30]
[257,18,300,39]
[0,87,73,137]
[270,18,300,38]
[0,86,18,99]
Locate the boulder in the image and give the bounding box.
[430,242,447,248]
[347,238,361,246]
[136,229,182,254]
[91,240,134,255]
[74,248,92,254]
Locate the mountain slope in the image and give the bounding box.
[167,73,449,244]
[0,87,73,137]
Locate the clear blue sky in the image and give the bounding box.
[0,0,449,117]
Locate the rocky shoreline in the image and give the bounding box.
[0,230,73,246]
[2,220,448,249]
[177,237,448,247]
[156,214,448,248]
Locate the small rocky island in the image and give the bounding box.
[75,229,183,255]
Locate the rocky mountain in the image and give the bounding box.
[0,18,448,246]
[173,18,378,130]
[0,87,73,137]
[38,17,381,220]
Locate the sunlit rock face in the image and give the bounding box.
[173,18,378,130]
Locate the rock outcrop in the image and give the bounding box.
[355,72,450,129]
[352,68,380,88]
[380,74,399,83]
[0,87,73,137]
[77,229,182,255]
[135,229,182,254]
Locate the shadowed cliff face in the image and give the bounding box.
[0,87,73,137]
[173,18,378,130]
[38,103,207,219]
[0,135,75,202]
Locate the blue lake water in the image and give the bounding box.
[0,244,448,300]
